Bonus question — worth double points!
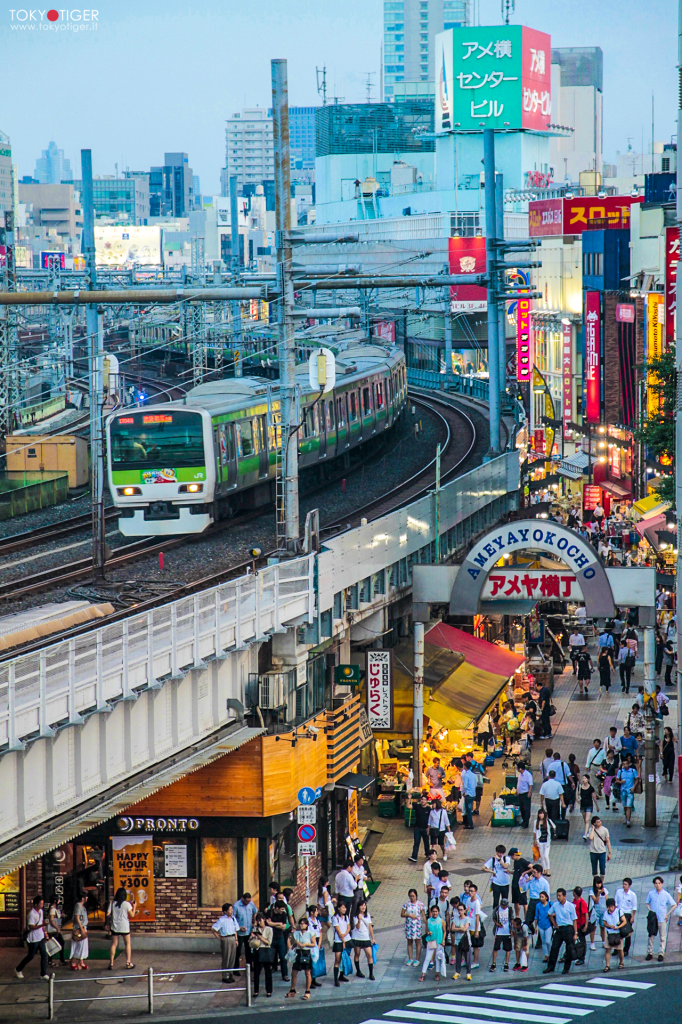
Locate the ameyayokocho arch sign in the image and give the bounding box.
[449,520,615,618]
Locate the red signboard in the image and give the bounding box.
[374,320,396,344]
[585,291,601,423]
[616,303,635,323]
[529,195,643,237]
[665,226,679,352]
[583,485,602,510]
[562,321,572,441]
[521,27,552,132]
[516,294,532,381]
[448,236,487,312]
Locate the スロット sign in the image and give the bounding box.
[366,650,392,730]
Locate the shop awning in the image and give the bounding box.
[0,722,265,874]
[636,511,667,542]
[335,771,375,792]
[633,494,672,520]
[558,451,590,479]
[600,479,631,499]
[422,623,525,731]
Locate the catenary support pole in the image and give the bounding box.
[484,129,500,456]
[229,174,243,377]
[643,624,657,827]
[272,58,299,552]
[413,622,424,787]
[81,149,106,579]
[496,172,507,413]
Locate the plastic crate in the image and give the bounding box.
[378,795,397,818]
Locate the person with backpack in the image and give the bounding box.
[488,897,512,973]
[511,916,531,972]
[603,898,627,971]
[587,816,612,877]
[617,643,635,693]
[450,903,472,980]
[482,846,512,910]
[575,647,593,697]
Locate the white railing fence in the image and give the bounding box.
[0,555,314,752]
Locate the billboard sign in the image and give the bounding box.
[646,293,664,419]
[448,235,487,312]
[562,321,572,440]
[484,569,581,601]
[435,25,550,133]
[374,320,396,344]
[585,291,601,424]
[366,650,392,731]
[529,195,643,237]
[112,836,155,922]
[95,225,161,266]
[40,251,66,270]
[516,294,532,381]
[665,226,679,352]
[616,303,635,323]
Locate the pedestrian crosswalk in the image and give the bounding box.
[359,977,654,1024]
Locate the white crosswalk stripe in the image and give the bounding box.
[407,998,571,1023]
[586,978,654,991]
[542,983,638,999]
[358,978,654,1024]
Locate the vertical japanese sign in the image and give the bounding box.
[448,236,487,312]
[517,294,532,380]
[584,291,601,424]
[437,25,550,132]
[562,321,572,440]
[347,789,359,840]
[665,226,679,352]
[112,836,156,922]
[646,293,665,418]
[366,650,392,730]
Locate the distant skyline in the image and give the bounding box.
[2,0,677,195]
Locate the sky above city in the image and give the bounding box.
[1,0,678,194]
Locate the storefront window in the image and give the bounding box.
[75,845,107,924]
[243,838,259,906]
[275,821,298,888]
[200,838,237,907]
[153,839,193,879]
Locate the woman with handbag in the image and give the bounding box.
[401,888,426,967]
[662,727,676,783]
[107,887,136,970]
[351,899,376,980]
[250,913,275,998]
[286,915,316,1000]
[450,902,472,980]
[46,896,66,967]
[587,876,609,951]
[533,891,553,963]
[428,800,450,863]
[532,809,554,876]
[69,893,89,971]
[602,898,626,971]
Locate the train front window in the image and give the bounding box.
[110,411,205,469]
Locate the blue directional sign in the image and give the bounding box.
[298,786,316,805]
[315,787,322,800]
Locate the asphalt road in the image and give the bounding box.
[134,964,682,1024]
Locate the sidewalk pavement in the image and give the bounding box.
[0,653,679,1020]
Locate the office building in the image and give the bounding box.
[17,183,82,239]
[550,47,603,182]
[149,153,194,218]
[225,109,275,190]
[0,130,12,214]
[383,0,470,101]
[288,107,316,169]
[69,175,149,224]
[34,140,73,185]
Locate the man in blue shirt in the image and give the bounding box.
[516,761,533,829]
[524,865,550,927]
[620,726,638,760]
[460,766,477,830]
[617,755,639,828]
[544,888,577,974]
[234,892,258,967]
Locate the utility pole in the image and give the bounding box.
[484,129,500,456]
[81,149,106,579]
[229,175,243,377]
[643,624,657,827]
[443,262,453,384]
[191,236,206,387]
[412,621,424,787]
[272,58,299,552]
[0,210,19,442]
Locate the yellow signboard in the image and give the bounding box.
[347,789,359,840]
[646,294,664,418]
[112,836,155,922]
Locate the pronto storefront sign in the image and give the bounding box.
[366,650,392,731]
[115,816,199,833]
[449,519,615,619]
[585,291,601,424]
[435,24,551,133]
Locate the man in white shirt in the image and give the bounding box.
[614,877,637,957]
[550,753,573,820]
[646,876,676,961]
[422,849,440,893]
[15,895,48,980]
[516,762,533,829]
[212,902,239,983]
[539,771,565,824]
[586,739,606,788]
[540,749,555,782]
[568,631,585,673]
[545,889,578,974]
[466,883,483,969]
[334,862,357,901]
[603,727,621,756]
[483,845,512,910]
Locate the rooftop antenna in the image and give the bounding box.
[316,66,327,106]
[501,0,515,23]
[365,71,376,104]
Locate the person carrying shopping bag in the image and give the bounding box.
[533,809,554,876]
[419,904,446,981]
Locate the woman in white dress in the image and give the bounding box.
[70,894,89,970]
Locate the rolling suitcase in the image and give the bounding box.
[553,819,569,840]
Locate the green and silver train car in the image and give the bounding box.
[106,344,407,536]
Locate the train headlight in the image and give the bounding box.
[178,483,203,493]
[188,483,201,493]
[118,486,142,496]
